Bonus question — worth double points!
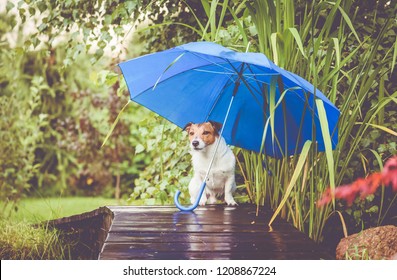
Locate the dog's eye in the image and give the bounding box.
[189,132,194,136]
[203,131,210,135]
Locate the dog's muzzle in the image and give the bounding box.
[191,140,204,150]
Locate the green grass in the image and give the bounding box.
[1,196,120,223]
[0,219,70,260]
[0,196,121,259]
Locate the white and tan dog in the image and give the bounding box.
[184,121,237,206]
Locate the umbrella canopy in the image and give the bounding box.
[119,42,339,158]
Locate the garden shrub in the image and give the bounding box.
[131,115,192,205]
[0,45,47,204]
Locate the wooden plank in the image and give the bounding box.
[100,247,330,260]
[109,205,292,229]
[99,205,333,260]
[109,213,282,224]
[108,224,298,233]
[103,231,324,255]
[105,231,310,243]
[101,240,323,253]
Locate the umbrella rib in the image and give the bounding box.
[205,78,235,122]
[227,61,267,112]
[187,52,239,78]
[211,59,331,154]
[241,63,324,118]
[191,68,235,75]
[243,63,328,156]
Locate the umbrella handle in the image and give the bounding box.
[174,181,206,211]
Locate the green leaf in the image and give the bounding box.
[101,100,131,147]
[29,7,35,16]
[288,27,307,59]
[153,52,185,90]
[38,23,47,32]
[200,0,210,18]
[270,32,278,65]
[332,38,341,67]
[392,35,397,74]
[97,40,107,49]
[6,1,15,13]
[135,144,145,154]
[316,99,336,204]
[94,48,104,62]
[37,1,47,13]
[268,140,312,226]
[355,122,397,137]
[367,205,378,213]
[104,71,118,86]
[336,5,361,43]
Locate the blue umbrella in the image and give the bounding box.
[119,41,339,211]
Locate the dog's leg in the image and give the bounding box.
[188,175,207,206]
[224,176,237,206]
[207,189,218,204]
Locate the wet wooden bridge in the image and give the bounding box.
[95,205,332,260]
[47,204,332,259]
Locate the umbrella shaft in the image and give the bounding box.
[203,95,235,181]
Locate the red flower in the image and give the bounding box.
[360,173,383,198]
[382,156,397,192]
[317,156,397,207]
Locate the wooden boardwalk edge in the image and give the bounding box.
[44,206,114,259]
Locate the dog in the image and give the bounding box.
[184,121,237,206]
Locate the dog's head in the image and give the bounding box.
[184,121,222,151]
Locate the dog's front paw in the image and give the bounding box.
[199,201,206,206]
[193,196,207,206]
[225,198,238,206]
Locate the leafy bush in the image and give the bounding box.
[0,19,144,203]
[0,41,47,203]
[131,115,192,205]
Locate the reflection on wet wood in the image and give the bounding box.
[98,205,332,260]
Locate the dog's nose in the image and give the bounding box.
[192,140,199,147]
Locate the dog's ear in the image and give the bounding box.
[183,122,193,133]
[208,120,222,133]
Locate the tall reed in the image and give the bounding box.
[236,0,397,242]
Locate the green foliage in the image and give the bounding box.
[131,115,192,205]
[14,0,143,62]
[0,10,144,204]
[343,246,371,260]
[135,0,204,53]
[0,39,47,203]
